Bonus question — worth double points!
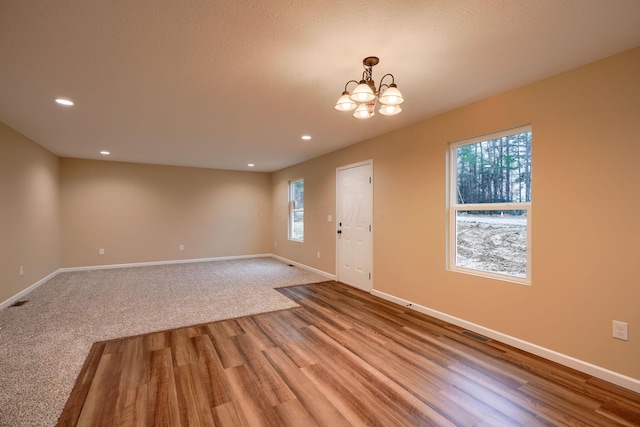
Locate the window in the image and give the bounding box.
[288,179,304,241]
[449,125,532,284]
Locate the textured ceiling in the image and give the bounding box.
[1,0,640,172]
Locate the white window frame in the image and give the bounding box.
[447,125,532,285]
[288,178,304,242]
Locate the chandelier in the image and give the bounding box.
[334,56,404,119]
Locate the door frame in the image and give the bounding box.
[335,159,373,291]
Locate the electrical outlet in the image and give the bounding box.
[19,266,24,276]
[179,244,184,251]
[274,241,277,247]
[613,320,629,341]
[316,251,320,259]
[99,248,105,255]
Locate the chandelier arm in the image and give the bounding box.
[377,73,396,93]
[343,80,360,92]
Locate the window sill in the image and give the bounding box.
[447,266,531,286]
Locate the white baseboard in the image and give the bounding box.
[0,270,60,310]
[59,254,272,272]
[371,289,640,394]
[270,255,336,281]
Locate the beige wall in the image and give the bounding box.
[60,159,271,267]
[0,122,60,304]
[272,47,640,380]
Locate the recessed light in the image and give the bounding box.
[301,135,311,140]
[248,163,255,167]
[100,151,110,156]
[55,98,74,106]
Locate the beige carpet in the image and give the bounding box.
[0,257,327,427]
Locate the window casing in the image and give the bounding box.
[448,125,532,284]
[288,179,304,241]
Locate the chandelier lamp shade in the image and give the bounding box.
[334,56,404,119]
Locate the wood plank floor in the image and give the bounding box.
[58,281,640,426]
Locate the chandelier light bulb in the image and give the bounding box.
[378,84,405,106]
[334,91,357,111]
[350,81,376,103]
[379,104,402,116]
[353,103,375,119]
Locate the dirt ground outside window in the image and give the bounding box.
[456,214,527,278]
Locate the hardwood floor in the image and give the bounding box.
[58,281,640,426]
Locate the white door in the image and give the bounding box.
[337,161,373,291]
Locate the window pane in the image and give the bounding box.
[291,212,304,240]
[293,179,304,209]
[456,131,532,204]
[455,210,527,278]
[289,179,304,241]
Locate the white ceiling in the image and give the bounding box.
[1,0,640,172]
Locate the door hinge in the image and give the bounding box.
[369,273,371,280]
[369,224,371,232]
[369,177,372,184]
